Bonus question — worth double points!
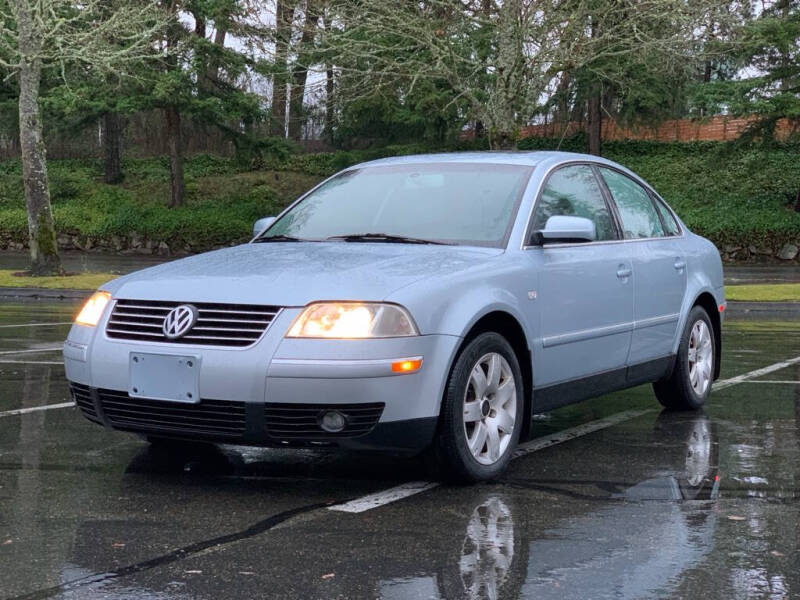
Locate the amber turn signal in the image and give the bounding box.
[391,358,423,373]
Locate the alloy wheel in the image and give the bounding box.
[462,352,517,465]
[688,320,713,396]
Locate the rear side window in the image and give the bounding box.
[599,168,665,239]
[653,197,681,236]
[531,165,616,241]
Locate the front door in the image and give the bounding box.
[524,165,635,400]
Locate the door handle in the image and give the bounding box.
[616,266,632,279]
[674,258,686,271]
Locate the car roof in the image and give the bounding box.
[351,150,621,169]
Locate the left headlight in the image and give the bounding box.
[286,302,419,339]
[75,291,111,327]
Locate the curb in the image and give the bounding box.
[726,301,800,315]
[0,287,91,300]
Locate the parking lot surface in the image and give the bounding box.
[0,300,798,599]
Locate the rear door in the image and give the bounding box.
[524,164,634,396]
[597,167,687,368]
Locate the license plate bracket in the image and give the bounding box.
[129,352,201,403]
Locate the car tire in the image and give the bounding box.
[436,332,524,483]
[653,306,715,411]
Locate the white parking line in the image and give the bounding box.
[737,380,800,384]
[714,355,800,390]
[0,402,74,418]
[0,347,63,356]
[0,360,64,365]
[0,322,72,328]
[329,481,439,513]
[513,409,653,458]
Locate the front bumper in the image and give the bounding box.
[64,307,460,453]
[69,383,438,453]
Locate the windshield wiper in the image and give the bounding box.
[326,233,450,245]
[253,235,307,243]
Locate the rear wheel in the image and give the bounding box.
[654,305,715,410]
[436,332,524,482]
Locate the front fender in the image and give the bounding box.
[390,261,536,344]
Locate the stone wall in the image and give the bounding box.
[0,232,243,256]
[721,243,799,262]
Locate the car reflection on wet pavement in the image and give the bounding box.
[0,301,798,599]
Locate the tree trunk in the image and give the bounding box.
[323,63,335,143]
[555,71,571,124]
[103,112,123,184]
[164,106,185,208]
[203,24,227,87]
[213,25,226,46]
[194,14,206,38]
[493,132,515,150]
[288,2,319,141]
[587,91,602,156]
[195,21,227,93]
[17,11,61,274]
[271,0,293,137]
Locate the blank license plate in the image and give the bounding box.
[129,352,201,403]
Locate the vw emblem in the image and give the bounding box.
[162,304,198,340]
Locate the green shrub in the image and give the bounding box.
[2,140,800,253]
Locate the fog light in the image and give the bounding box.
[319,410,347,433]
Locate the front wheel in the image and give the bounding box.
[436,332,524,482]
[654,306,715,410]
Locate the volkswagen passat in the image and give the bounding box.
[64,152,724,481]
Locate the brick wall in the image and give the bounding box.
[513,115,797,143]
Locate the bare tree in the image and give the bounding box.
[0,0,167,274]
[289,0,320,141]
[270,0,295,136]
[323,0,733,150]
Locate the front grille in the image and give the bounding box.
[98,388,246,439]
[106,299,281,347]
[265,402,384,439]
[70,383,100,423]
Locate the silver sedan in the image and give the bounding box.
[64,151,725,482]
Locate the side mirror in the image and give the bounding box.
[532,215,596,245]
[253,216,276,238]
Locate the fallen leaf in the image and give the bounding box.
[322,573,335,580]
[727,515,746,521]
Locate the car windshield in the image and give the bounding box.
[257,163,533,247]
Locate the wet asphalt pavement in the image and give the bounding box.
[0,301,799,599]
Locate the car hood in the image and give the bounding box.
[103,242,504,306]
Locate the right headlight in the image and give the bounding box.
[75,291,111,327]
[286,302,419,339]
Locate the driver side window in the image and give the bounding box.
[531,165,616,241]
